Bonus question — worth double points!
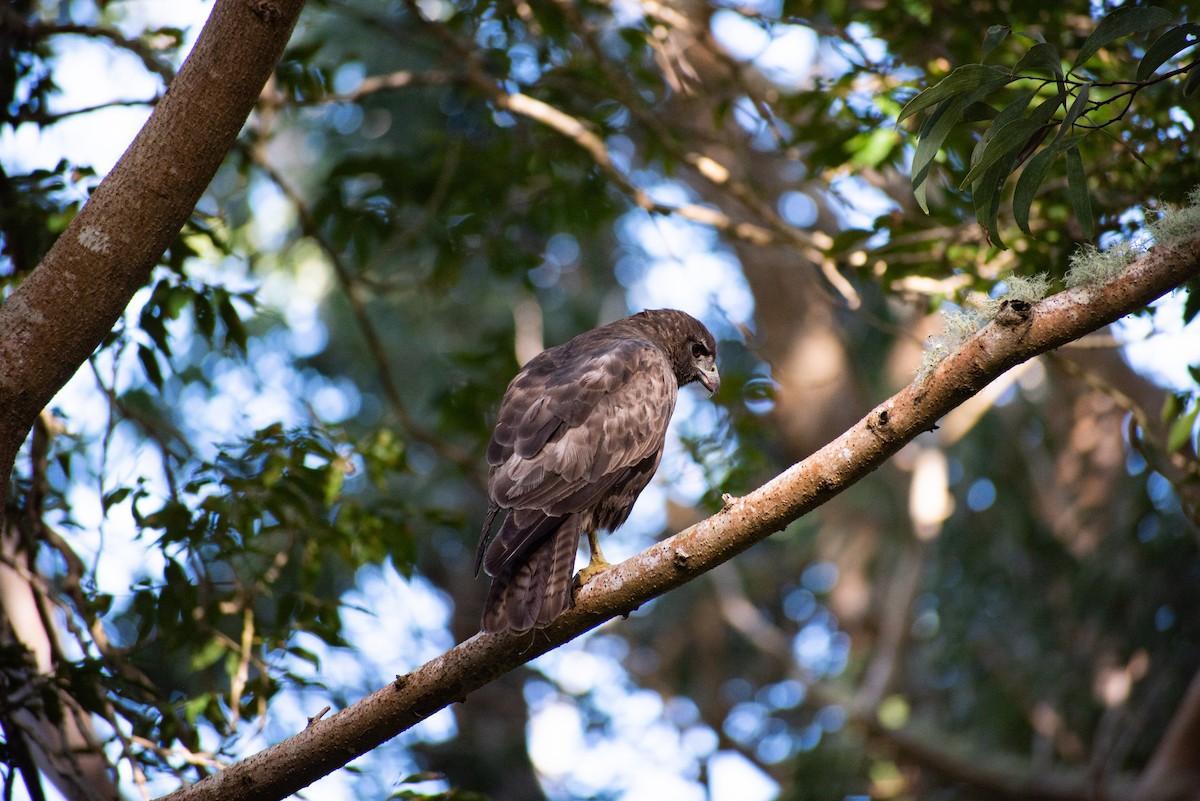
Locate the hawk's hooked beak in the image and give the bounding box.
[699,363,720,396]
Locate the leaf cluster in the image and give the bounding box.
[901,6,1199,247]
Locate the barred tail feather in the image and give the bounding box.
[482,513,580,633]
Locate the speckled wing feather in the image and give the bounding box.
[482,512,581,632]
[478,335,677,632]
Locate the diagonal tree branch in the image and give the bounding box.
[158,232,1200,801]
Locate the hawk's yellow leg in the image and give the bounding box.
[574,529,611,586]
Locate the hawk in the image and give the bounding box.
[476,309,720,633]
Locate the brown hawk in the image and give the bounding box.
[476,309,720,633]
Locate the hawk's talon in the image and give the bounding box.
[574,557,612,588]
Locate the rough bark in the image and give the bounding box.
[157,234,1200,801]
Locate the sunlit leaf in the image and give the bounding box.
[1167,404,1199,452]
[896,64,1010,125]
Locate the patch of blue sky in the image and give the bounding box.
[0,1,209,176]
[530,638,779,801]
[1116,292,1200,392]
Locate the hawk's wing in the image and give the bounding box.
[480,337,677,574]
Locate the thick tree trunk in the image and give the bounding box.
[0,2,306,798]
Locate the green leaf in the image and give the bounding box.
[1183,277,1200,323]
[911,98,964,213]
[1138,23,1200,80]
[982,25,1011,61]
[103,486,133,512]
[1053,83,1092,143]
[961,116,1044,189]
[399,773,446,785]
[1065,145,1094,240]
[191,638,227,671]
[1012,139,1063,235]
[217,291,248,353]
[1162,392,1185,424]
[1014,41,1064,78]
[1074,6,1173,69]
[1167,404,1198,452]
[897,64,1010,125]
[1184,66,1200,96]
[972,159,1009,249]
[138,345,164,389]
[194,293,216,340]
[964,88,1037,171]
[963,102,1000,122]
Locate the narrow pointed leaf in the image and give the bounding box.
[1065,145,1094,239]
[1184,276,1200,323]
[1012,146,1060,236]
[973,160,1010,249]
[961,117,1042,189]
[1167,405,1199,452]
[968,89,1037,171]
[1012,134,1084,235]
[1138,23,1200,80]
[897,64,1010,125]
[138,345,164,389]
[963,102,999,122]
[911,98,964,212]
[1074,5,1173,69]
[1054,82,1092,142]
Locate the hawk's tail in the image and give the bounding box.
[481,513,580,633]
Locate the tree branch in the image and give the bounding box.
[0,1,307,796]
[0,0,306,492]
[157,232,1200,801]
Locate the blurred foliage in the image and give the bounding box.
[2,0,1200,799]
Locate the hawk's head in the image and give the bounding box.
[636,309,720,396]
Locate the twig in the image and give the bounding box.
[246,152,477,475]
[23,20,177,85]
[9,98,159,126]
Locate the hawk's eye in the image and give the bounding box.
[691,341,707,359]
